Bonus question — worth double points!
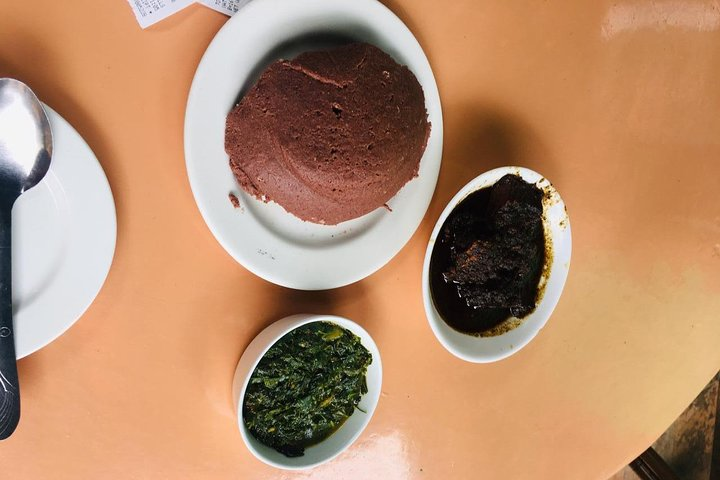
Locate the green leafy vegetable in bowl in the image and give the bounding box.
[243,321,372,457]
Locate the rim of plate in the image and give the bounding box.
[184,0,443,290]
[14,105,116,358]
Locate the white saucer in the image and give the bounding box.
[185,0,443,290]
[12,105,116,358]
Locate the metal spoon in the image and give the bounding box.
[0,79,52,439]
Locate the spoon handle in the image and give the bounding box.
[0,202,19,439]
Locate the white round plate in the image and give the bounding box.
[185,0,443,290]
[12,105,116,358]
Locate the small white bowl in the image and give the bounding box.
[232,314,382,470]
[422,166,572,363]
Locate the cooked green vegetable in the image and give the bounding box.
[243,321,372,457]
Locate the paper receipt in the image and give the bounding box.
[126,0,250,28]
[199,0,252,16]
[127,0,194,29]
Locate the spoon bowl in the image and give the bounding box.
[0,79,52,199]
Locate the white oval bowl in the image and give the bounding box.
[422,166,572,363]
[232,314,382,470]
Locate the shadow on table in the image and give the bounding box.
[243,281,375,349]
[427,102,561,225]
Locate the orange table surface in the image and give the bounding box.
[1,1,719,478]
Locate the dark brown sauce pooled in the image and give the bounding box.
[430,174,546,335]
